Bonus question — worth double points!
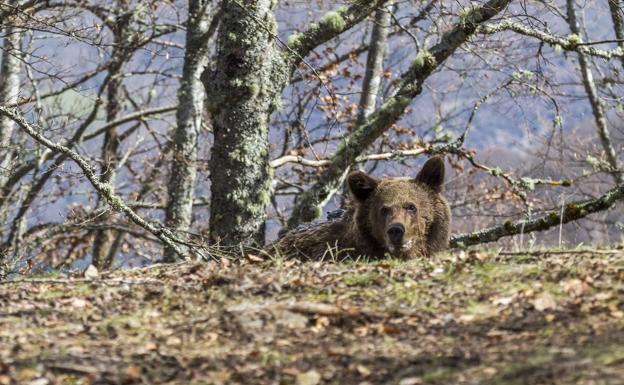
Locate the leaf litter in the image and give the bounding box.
[0,249,623,384]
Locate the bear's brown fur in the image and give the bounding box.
[271,156,451,260]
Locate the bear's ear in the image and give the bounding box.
[347,171,379,201]
[415,156,445,192]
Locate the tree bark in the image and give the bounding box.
[206,0,286,248]
[163,0,214,262]
[356,4,391,125]
[0,23,22,190]
[0,21,23,243]
[608,0,624,68]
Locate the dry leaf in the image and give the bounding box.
[492,296,514,306]
[282,367,300,376]
[27,379,49,385]
[482,367,498,376]
[296,370,321,385]
[126,365,141,379]
[71,298,87,309]
[356,364,371,377]
[165,336,182,346]
[378,323,400,334]
[245,254,265,263]
[398,377,423,385]
[561,279,590,297]
[83,264,98,279]
[593,292,613,301]
[533,292,557,311]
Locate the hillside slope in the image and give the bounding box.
[1,249,623,384]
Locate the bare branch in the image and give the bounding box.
[479,21,624,61]
[288,0,513,227]
[450,182,624,248]
[270,148,427,168]
[81,106,177,141]
[0,106,189,259]
[285,0,391,65]
[567,0,622,184]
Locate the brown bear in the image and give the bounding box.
[271,156,451,260]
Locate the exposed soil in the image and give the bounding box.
[1,249,623,384]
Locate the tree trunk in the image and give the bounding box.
[608,0,624,68]
[92,4,134,269]
[0,24,21,189]
[206,0,285,248]
[205,0,400,247]
[356,4,391,126]
[0,23,22,240]
[163,0,212,262]
[567,0,622,185]
[338,3,392,208]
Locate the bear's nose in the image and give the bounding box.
[387,223,405,243]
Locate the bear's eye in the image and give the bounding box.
[380,206,391,216]
[405,203,417,213]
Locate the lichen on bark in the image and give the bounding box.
[207,0,286,248]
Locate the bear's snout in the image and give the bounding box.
[387,223,405,244]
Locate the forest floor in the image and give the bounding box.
[1,248,624,385]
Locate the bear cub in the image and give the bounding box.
[273,156,451,260]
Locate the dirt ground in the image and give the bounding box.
[1,248,623,385]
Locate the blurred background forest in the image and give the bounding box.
[0,0,622,273]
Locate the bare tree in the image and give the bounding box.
[91,1,156,268]
[567,0,622,186]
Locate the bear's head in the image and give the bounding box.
[347,156,446,258]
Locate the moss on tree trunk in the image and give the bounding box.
[206,0,286,248]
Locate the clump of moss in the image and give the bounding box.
[287,31,304,49]
[319,7,347,33]
[412,49,436,70]
[565,202,582,217]
[248,83,260,98]
[503,220,515,231]
[567,33,581,47]
[489,167,502,177]
[458,4,483,26]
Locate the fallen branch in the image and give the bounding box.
[450,182,624,248]
[285,301,356,316]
